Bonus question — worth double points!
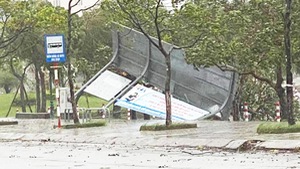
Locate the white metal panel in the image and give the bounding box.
[59,87,72,114]
[84,70,131,101]
[115,84,210,121]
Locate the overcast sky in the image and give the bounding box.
[46,0,186,15]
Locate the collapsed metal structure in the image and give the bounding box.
[75,24,238,120]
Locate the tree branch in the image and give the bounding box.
[71,0,100,17]
[174,33,205,49]
[155,0,163,49]
[0,37,25,59]
[0,14,10,41]
[214,63,275,88]
[70,0,80,8]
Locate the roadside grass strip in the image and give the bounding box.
[54,120,106,129]
[257,122,300,134]
[140,122,197,131]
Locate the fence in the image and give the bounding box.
[62,107,110,123]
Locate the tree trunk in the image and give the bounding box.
[232,99,240,121]
[6,84,20,117]
[20,81,26,112]
[165,54,172,126]
[284,0,295,125]
[68,63,79,123]
[23,85,33,113]
[34,63,41,112]
[67,1,79,124]
[233,75,246,121]
[9,59,30,113]
[275,65,287,119]
[39,68,47,112]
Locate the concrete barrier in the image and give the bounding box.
[0,121,18,125]
[16,113,50,119]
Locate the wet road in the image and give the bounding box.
[1,119,300,168]
[1,119,300,142]
[1,141,299,169]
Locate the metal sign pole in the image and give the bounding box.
[53,63,59,116]
[53,62,61,127]
[49,70,54,119]
[44,34,66,128]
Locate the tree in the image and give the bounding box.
[0,0,35,113]
[66,0,100,124]
[74,8,112,83]
[0,0,29,59]
[8,0,68,113]
[284,0,295,125]
[183,0,299,121]
[103,0,183,126]
[9,57,32,113]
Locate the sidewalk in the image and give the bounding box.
[0,118,300,151]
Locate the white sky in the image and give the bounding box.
[46,0,187,15]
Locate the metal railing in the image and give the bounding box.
[62,107,110,123]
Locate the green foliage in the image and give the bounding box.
[175,0,300,120]
[102,0,174,42]
[9,92,36,107]
[77,93,107,108]
[2,0,67,68]
[257,122,300,134]
[1,0,300,124]
[0,93,17,117]
[293,100,300,121]
[74,9,113,81]
[240,75,278,120]
[0,72,18,93]
[184,0,285,73]
[0,92,107,117]
[9,0,67,33]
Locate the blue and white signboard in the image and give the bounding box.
[44,34,66,63]
[115,84,211,121]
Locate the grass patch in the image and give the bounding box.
[257,122,300,134]
[0,93,17,117]
[54,120,106,129]
[140,122,197,131]
[0,92,108,117]
[77,94,107,108]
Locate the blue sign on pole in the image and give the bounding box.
[44,34,66,63]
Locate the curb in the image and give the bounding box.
[0,132,299,152]
[0,121,18,126]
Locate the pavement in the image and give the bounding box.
[0,118,300,152]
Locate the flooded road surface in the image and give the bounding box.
[0,140,300,169]
[1,119,300,168]
[1,119,300,142]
